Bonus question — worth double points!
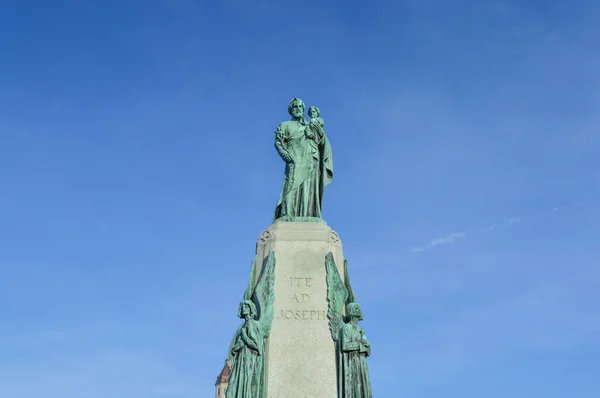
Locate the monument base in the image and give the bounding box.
[254,221,345,398]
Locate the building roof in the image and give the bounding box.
[215,361,231,385]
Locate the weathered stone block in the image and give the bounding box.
[254,221,345,398]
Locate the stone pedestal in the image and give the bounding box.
[253,221,345,398]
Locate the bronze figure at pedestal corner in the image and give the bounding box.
[225,251,276,398]
[325,253,373,398]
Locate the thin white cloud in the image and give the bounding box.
[411,199,600,253]
[411,232,466,252]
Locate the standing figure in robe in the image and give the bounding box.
[225,250,276,398]
[273,98,333,220]
[226,300,265,398]
[325,253,373,398]
[338,303,372,398]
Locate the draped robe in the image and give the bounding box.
[338,322,373,398]
[226,319,265,398]
[273,119,333,220]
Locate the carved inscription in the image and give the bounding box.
[289,277,313,287]
[290,293,311,303]
[276,309,327,321]
[276,276,326,321]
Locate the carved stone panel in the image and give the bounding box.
[330,230,340,245]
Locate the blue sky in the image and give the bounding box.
[1,0,599,397]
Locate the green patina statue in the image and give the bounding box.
[226,251,276,398]
[325,253,373,398]
[273,98,334,221]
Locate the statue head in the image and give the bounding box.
[238,299,257,320]
[288,98,305,120]
[308,106,320,119]
[346,302,363,321]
